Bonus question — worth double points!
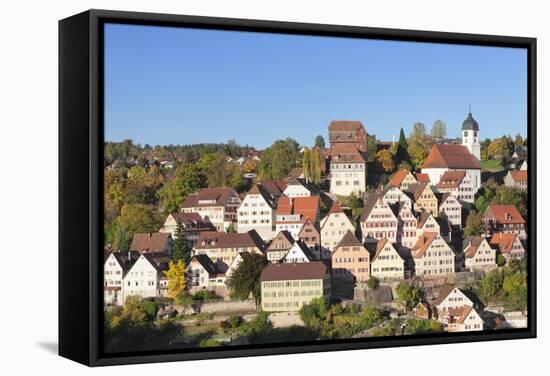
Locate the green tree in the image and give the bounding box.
[396,283,423,311]
[497,254,506,267]
[298,297,328,331]
[157,163,204,213]
[464,210,485,236]
[302,147,323,184]
[366,276,379,290]
[366,135,378,162]
[171,220,192,263]
[226,253,267,305]
[258,138,301,180]
[477,269,503,305]
[141,300,159,320]
[314,135,326,149]
[398,127,408,150]
[514,133,524,147]
[407,142,427,170]
[205,153,231,187]
[117,203,163,246]
[226,223,236,233]
[488,137,511,162]
[430,120,447,139]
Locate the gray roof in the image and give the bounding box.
[462,112,479,131]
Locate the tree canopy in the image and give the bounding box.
[226,253,267,305]
[314,135,326,149]
[258,138,301,180]
[430,120,447,139]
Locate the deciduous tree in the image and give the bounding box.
[430,120,447,139]
[226,253,267,305]
[164,259,187,299]
[376,149,395,173]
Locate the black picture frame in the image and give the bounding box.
[59,9,537,367]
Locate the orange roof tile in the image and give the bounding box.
[509,170,528,182]
[485,204,525,224]
[489,232,519,254]
[389,169,413,187]
[422,144,480,170]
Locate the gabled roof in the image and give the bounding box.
[284,168,304,182]
[438,192,455,206]
[406,182,431,201]
[411,232,438,258]
[489,232,521,254]
[328,143,367,163]
[432,285,458,305]
[389,169,414,187]
[509,170,528,183]
[360,193,385,221]
[169,212,215,229]
[141,252,171,273]
[436,170,466,189]
[284,240,316,262]
[417,211,435,228]
[130,232,171,254]
[190,254,218,276]
[258,180,287,198]
[370,238,401,262]
[109,250,141,273]
[260,261,327,282]
[447,305,475,324]
[335,230,362,248]
[463,237,487,258]
[328,120,366,131]
[246,183,277,208]
[266,230,295,251]
[328,201,344,215]
[484,204,526,224]
[422,144,480,170]
[195,230,265,250]
[181,187,238,208]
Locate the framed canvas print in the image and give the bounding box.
[59,9,536,366]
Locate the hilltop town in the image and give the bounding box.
[103,113,528,352]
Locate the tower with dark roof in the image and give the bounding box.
[461,110,480,161]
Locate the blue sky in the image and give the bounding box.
[104,23,527,149]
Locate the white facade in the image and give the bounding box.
[320,210,355,258]
[436,287,474,313]
[360,199,399,244]
[413,233,455,277]
[462,129,481,161]
[283,242,312,263]
[122,255,163,303]
[329,161,366,196]
[238,192,276,240]
[104,253,125,305]
[424,167,480,197]
[283,183,312,198]
[396,201,418,249]
[439,193,462,228]
[381,187,411,205]
[465,238,497,271]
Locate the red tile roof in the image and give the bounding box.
[328,143,367,163]
[489,232,520,254]
[415,173,431,183]
[389,169,413,187]
[260,261,328,282]
[509,170,528,182]
[484,204,525,224]
[328,120,365,131]
[422,144,480,170]
[335,230,362,248]
[411,232,438,258]
[436,170,466,189]
[195,230,265,250]
[181,187,238,208]
[327,201,344,214]
[276,195,320,221]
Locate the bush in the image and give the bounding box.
[198,338,221,347]
[228,315,244,328]
[193,289,221,301]
[141,300,159,320]
[366,276,379,289]
[497,254,506,267]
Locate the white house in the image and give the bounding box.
[360,193,399,244]
[159,212,215,245]
[411,232,455,277]
[369,239,405,280]
[282,240,315,263]
[122,253,171,303]
[438,192,462,229]
[433,286,474,314]
[283,178,315,198]
[463,237,497,271]
[328,143,367,196]
[181,187,242,232]
[237,183,277,240]
[394,200,418,249]
[320,202,355,259]
[104,251,140,305]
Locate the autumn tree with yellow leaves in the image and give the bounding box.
[163,259,187,299]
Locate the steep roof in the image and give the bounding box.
[246,183,277,208]
[258,180,287,198]
[432,285,458,305]
[406,182,430,201]
[266,230,295,251]
[509,170,528,183]
[130,232,171,254]
[489,232,520,254]
[328,144,367,163]
[169,212,215,229]
[336,230,362,248]
[181,187,238,208]
[360,193,385,221]
[260,261,327,282]
[328,201,344,215]
[463,237,486,258]
[370,238,400,262]
[422,144,480,170]
[417,211,434,228]
[284,240,316,262]
[190,254,218,276]
[411,232,438,258]
[141,252,171,272]
[436,170,466,189]
[110,250,141,272]
[389,169,414,187]
[484,204,526,224]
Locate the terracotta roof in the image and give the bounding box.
[463,237,485,258]
[276,195,320,221]
[130,232,171,254]
[422,144,480,170]
[411,232,438,258]
[328,120,365,131]
[260,261,327,282]
[370,238,397,262]
[509,170,528,183]
[389,169,413,187]
[484,204,525,224]
[489,232,520,254]
[195,230,265,250]
[328,144,367,163]
[335,230,362,248]
[328,201,344,214]
[284,168,304,182]
[436,170,466,189]
[181,187,238,208]
[447,305,474,324]
[415,173,431,183]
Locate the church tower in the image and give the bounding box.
[461,110,480,160]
